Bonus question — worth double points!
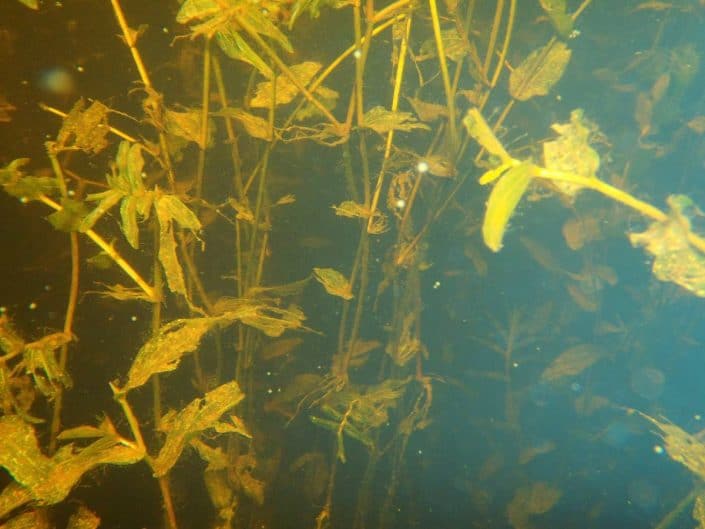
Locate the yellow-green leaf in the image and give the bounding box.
[482,162,533,252]
[462,108,511,163]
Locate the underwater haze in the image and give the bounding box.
[3,1,705,528]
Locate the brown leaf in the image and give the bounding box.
[56,98,110,154]
[541,343,603,381]
[362,106,430,135]
[313,267,353,300]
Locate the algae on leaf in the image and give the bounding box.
[154,381,249,477]
[630,195,705,297]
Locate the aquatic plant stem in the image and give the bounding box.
[428,0,458,148]
[111,384,179,529]
[37,194,158,301]
[367,14,411,233]
[233,13,343,133]
[483,0,504,77]
[195,38,212,199]
[110,0,152,88]
[46,147,80,454]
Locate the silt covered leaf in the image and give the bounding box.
[541,343,604,381]
[509,41,571,101]
[213,296,307,337]
[362,106,430,135]
[177,0,293,79]
[0,158,58,201]
[250,62,328,108]
[543,109,601,200]
[154,380,248,477]
[124,316,221,392]
[630,408,705,481]
[0,415,143,516]
[55,98,110,155]
[155,192,201,297]
[629,195,705,297]
[23,332,73,399]
[313,267,353,300]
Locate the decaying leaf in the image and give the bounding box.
[362,106,430,135]
[0,95,16,123]
[261,337,303,360]
[419,154,456,178]
[630,408,705,481]
[213,296,308,337]
[154,381,249,477]
[543,109,601,200]
[313,267,353,300]
[218,107,273,141]
[509,41,571,101]
[124,317,220,392]
[406,96,448,122]
[629,195,705,297]
[249,62,336,109]
[482,161,533,252]
[687,115,705,134]
[177,0,293,79]
[67,505,101,529]
[23,332,73,399]
[507,482,562,529]
[311,378,410,462]
[539,0,573,38]
[286,0,353,29]
[155,192,201,298]
[519,439,556,465]
[694,492,705,529]
[90,283,154,302]
[165,107,214,150]
[541,343,604,381]
[0,415,143,518]
[0,158,57,202]
[418,27,469,63]
[562,215,602,250]
[566,282,599,312]
[56,98,110,155]
[332,200,388,234]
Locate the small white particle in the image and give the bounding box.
[416,160,429,173]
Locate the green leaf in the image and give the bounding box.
[120,195,139,248]
[216,27,273,78]
[47,197,89,233]
[156,194,201,232]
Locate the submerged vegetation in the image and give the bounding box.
[4,0,705,528]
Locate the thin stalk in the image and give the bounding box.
[482,0,504,78]
[234,13,343,131]
[367,14,412,233]
[37,194,157,301]
[48,231,78,454]
[428,0,458,148]
[195,37,212,199]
